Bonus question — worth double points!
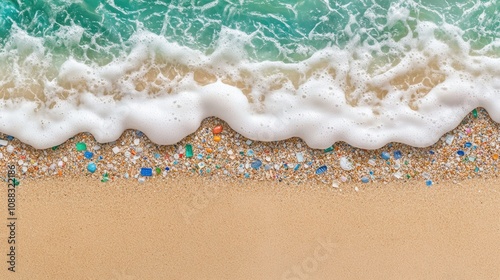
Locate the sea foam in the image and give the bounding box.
[0,1,499,149]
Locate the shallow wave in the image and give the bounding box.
[0,0,499,149]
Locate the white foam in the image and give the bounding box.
[0,23,499,149]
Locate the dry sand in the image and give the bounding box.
[0,177,499,280]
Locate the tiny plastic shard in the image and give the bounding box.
[112,146,120,154]
[381,152,390,160]
[445,134,454,145]
[339,157,354,171]
[251,159,262,169]
[332,180,340,188]
[315,165,327,175]
[6,145,14,153]
[133,139,140,145]
[0,139,8,146]
[76,142,87,151]
[87,162,97,173]
[296,152,304,163]
[140,168,153,176]
[324,146,334,153]
[84,151,93,159]
[393,150,402,159]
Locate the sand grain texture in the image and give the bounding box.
[0,178,499,280]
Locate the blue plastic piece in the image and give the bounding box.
[87,162,96,173]
[251,159,262,169]
[315,165,327,175]
[140,167,153,176]
[381,152,390,160]
[84,151,93,159]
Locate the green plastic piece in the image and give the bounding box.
[324,146,334,153]
[76,142,87,151]
[101,173,109,182]
[185,144,193,158]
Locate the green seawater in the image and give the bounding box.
[0,0,498,64]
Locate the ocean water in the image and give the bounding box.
[0,0,498,149]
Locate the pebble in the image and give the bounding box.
[361,177,369,183]
[246,140,253,145]
[6,145,14,153]
[185,144,193,158]
[112,146,121,154]
[213,135,221,142]
[213,125,223,134]
[0,139,8,146]
[134,139,140,145]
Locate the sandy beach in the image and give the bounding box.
[0,108,499,279]
[0,177,498,279]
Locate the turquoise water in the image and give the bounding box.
[1,0,498,64]
[0,0,499,149]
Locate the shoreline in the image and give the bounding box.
[0,177,498,279]
[1,108,500,187]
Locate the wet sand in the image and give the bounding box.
[1,177,498,279]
